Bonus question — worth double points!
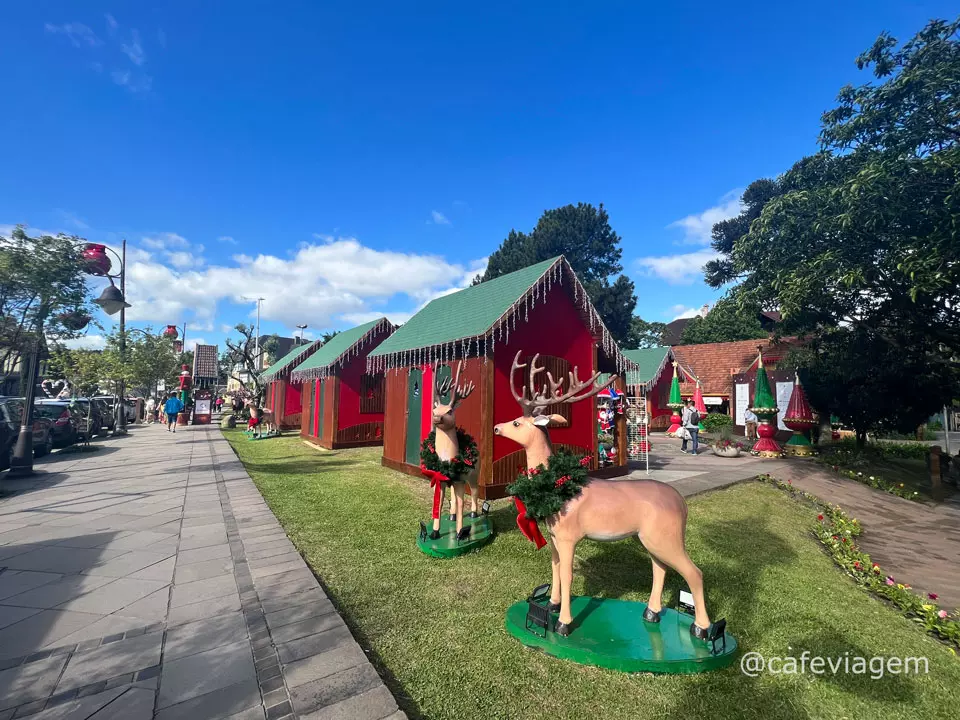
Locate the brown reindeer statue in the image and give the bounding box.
[494,351,720,640]
[247,403,276,438]
[428,362,478,539]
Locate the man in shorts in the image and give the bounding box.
[164,392,184,433]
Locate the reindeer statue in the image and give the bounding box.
[425,362,478,539]
[495,351,720,641]
[246,403,277,439]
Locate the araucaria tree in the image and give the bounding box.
[704,18,960,443]
[477,203,638,342]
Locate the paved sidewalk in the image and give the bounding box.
[0,425,404,720]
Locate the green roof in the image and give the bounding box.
[290,318,391,380]
[622,347,673,389]
[260,339,322,382]
[369,257,561,357]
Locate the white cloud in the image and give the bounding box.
[635,249,719,285]
[141,232,189,251]
[62,334,106,350]
[45,23,101,48]
[121,29,145,66]
[667,189,743,245]
[165,251,201,269]
[341,311,414,327]
[185,337,206,352]
[220,324,235,333]
[111,70,152,93]
[666,305,703,321]
[429,210,451,226]
[105,14,118,35]
[218,236,237,245]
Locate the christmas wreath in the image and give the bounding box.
[507,450,592,520]
[419,429,478,482]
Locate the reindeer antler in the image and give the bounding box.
[509,350,617,417]
[435,362,475,408]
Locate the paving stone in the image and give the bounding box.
[167,593,241,627]
[225,705,266,720]
[1,575,116,610]
[178,530,229,552]
[0,572,64,603]
[246,545,297,562]
[276,625,354,665]
[95,531,177,552]
[23,686,125,720]
[173,557,234,584]
[13,698,46,716]
[282,642,369,689]
[154,677,260,720]
[84,687,154,719]
[299,685,399,720]
[287,663,384,717]
[127,556,176,583]
[177,542,230,566]
[163,612,248,661]
[1,548,129,575]
[110,587,170,623]
[247,552,301,570]
[260,589,328,615]
[157,640,256,708]
[250,560,306,581]
[269,613,344,645]
[0,610,105,661]
[170,574,237,608]
[56,631,163,692]
[55,579,169,616]
[51,615,150,648]
[0,606,42,631]
[0,655,68,711]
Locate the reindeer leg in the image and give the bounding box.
[448,484,456,523]
[644,554,668,622]
[453,483,466,535]
[548,536,561,612]
[642,537,711,632]
[467,474,479,517]
[554,539,576,635]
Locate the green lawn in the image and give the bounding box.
[225,430,959,720]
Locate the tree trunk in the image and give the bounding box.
[855,429,867,449]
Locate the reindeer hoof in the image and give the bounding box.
[554,621,572,637]
[429,530,440,540]
[690,622,710,641]
[548,602,561,613]
[643,607,661,624]
[469,511,479,519]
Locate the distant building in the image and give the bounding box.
[662,306,781,345]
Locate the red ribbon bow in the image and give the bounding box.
[513,497,546,549]
[421,465,450,520]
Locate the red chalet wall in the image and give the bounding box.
[337,348,385,431]
[493,283,595,462]
[284,381,302,415]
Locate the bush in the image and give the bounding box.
[702,412,733,434]
[832,437,929,461]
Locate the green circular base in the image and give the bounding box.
[417,513,495,558]
[505,596,737,674]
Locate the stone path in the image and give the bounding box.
[636,434,960,611]
[0,424,404,720]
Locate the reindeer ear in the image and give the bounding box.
[534,413,568,427]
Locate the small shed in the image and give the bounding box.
[289,318,395,449]
[367,256,637,500]
[622,347,674,429]
[261,340,323,430]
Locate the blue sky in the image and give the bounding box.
[1,1,953,351]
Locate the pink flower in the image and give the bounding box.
[885,576,895,586]
[938,610,948,619]
[853,561,862,571]
[928,593,939,601]
[841,537,848,544]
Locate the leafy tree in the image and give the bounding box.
[677,298,768,345]
[623,317,667,349]
[46,347,106,397]
[703,19,960,432]
[262,334,280,363]
[0,226,92,373]
[477,203,637,342]
[791,326,956,447]
[224,323,266,403]
[320,330,340,343]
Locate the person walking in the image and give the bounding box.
[681,399,701,455]
[744,408,758,441]
[145,396,156,425]
[164,392,184,433]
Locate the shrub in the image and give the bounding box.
[702,412,733,434]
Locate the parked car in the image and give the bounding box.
[37,398,101,440]
[0,397,54,470]
[91,397,116,432]
[33,401,81,448]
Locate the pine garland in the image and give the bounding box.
[420,429,478,481]
[507,450,592,520]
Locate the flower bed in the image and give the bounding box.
[757,473,960,649]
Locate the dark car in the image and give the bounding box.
[37,398,100,440]
[0,397,54,470]
[33,401,82,448]
[91,397,116,432]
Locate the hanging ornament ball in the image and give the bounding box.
[81,244,112,276]
[55,310,92,331]
[163,325,179,339]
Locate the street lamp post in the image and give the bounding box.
[8,240,129,477]
[296,324,307,344]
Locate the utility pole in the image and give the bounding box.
[296,324,307,344]
[116,238,128,435]
[242,297,265,370]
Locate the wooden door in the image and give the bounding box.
[405,368,423,465]
[306,382,315,436]
[317,379,326,439]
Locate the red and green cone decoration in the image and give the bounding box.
[666,361,683,436]
[783,374,815,456]
[748,349,781,457]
